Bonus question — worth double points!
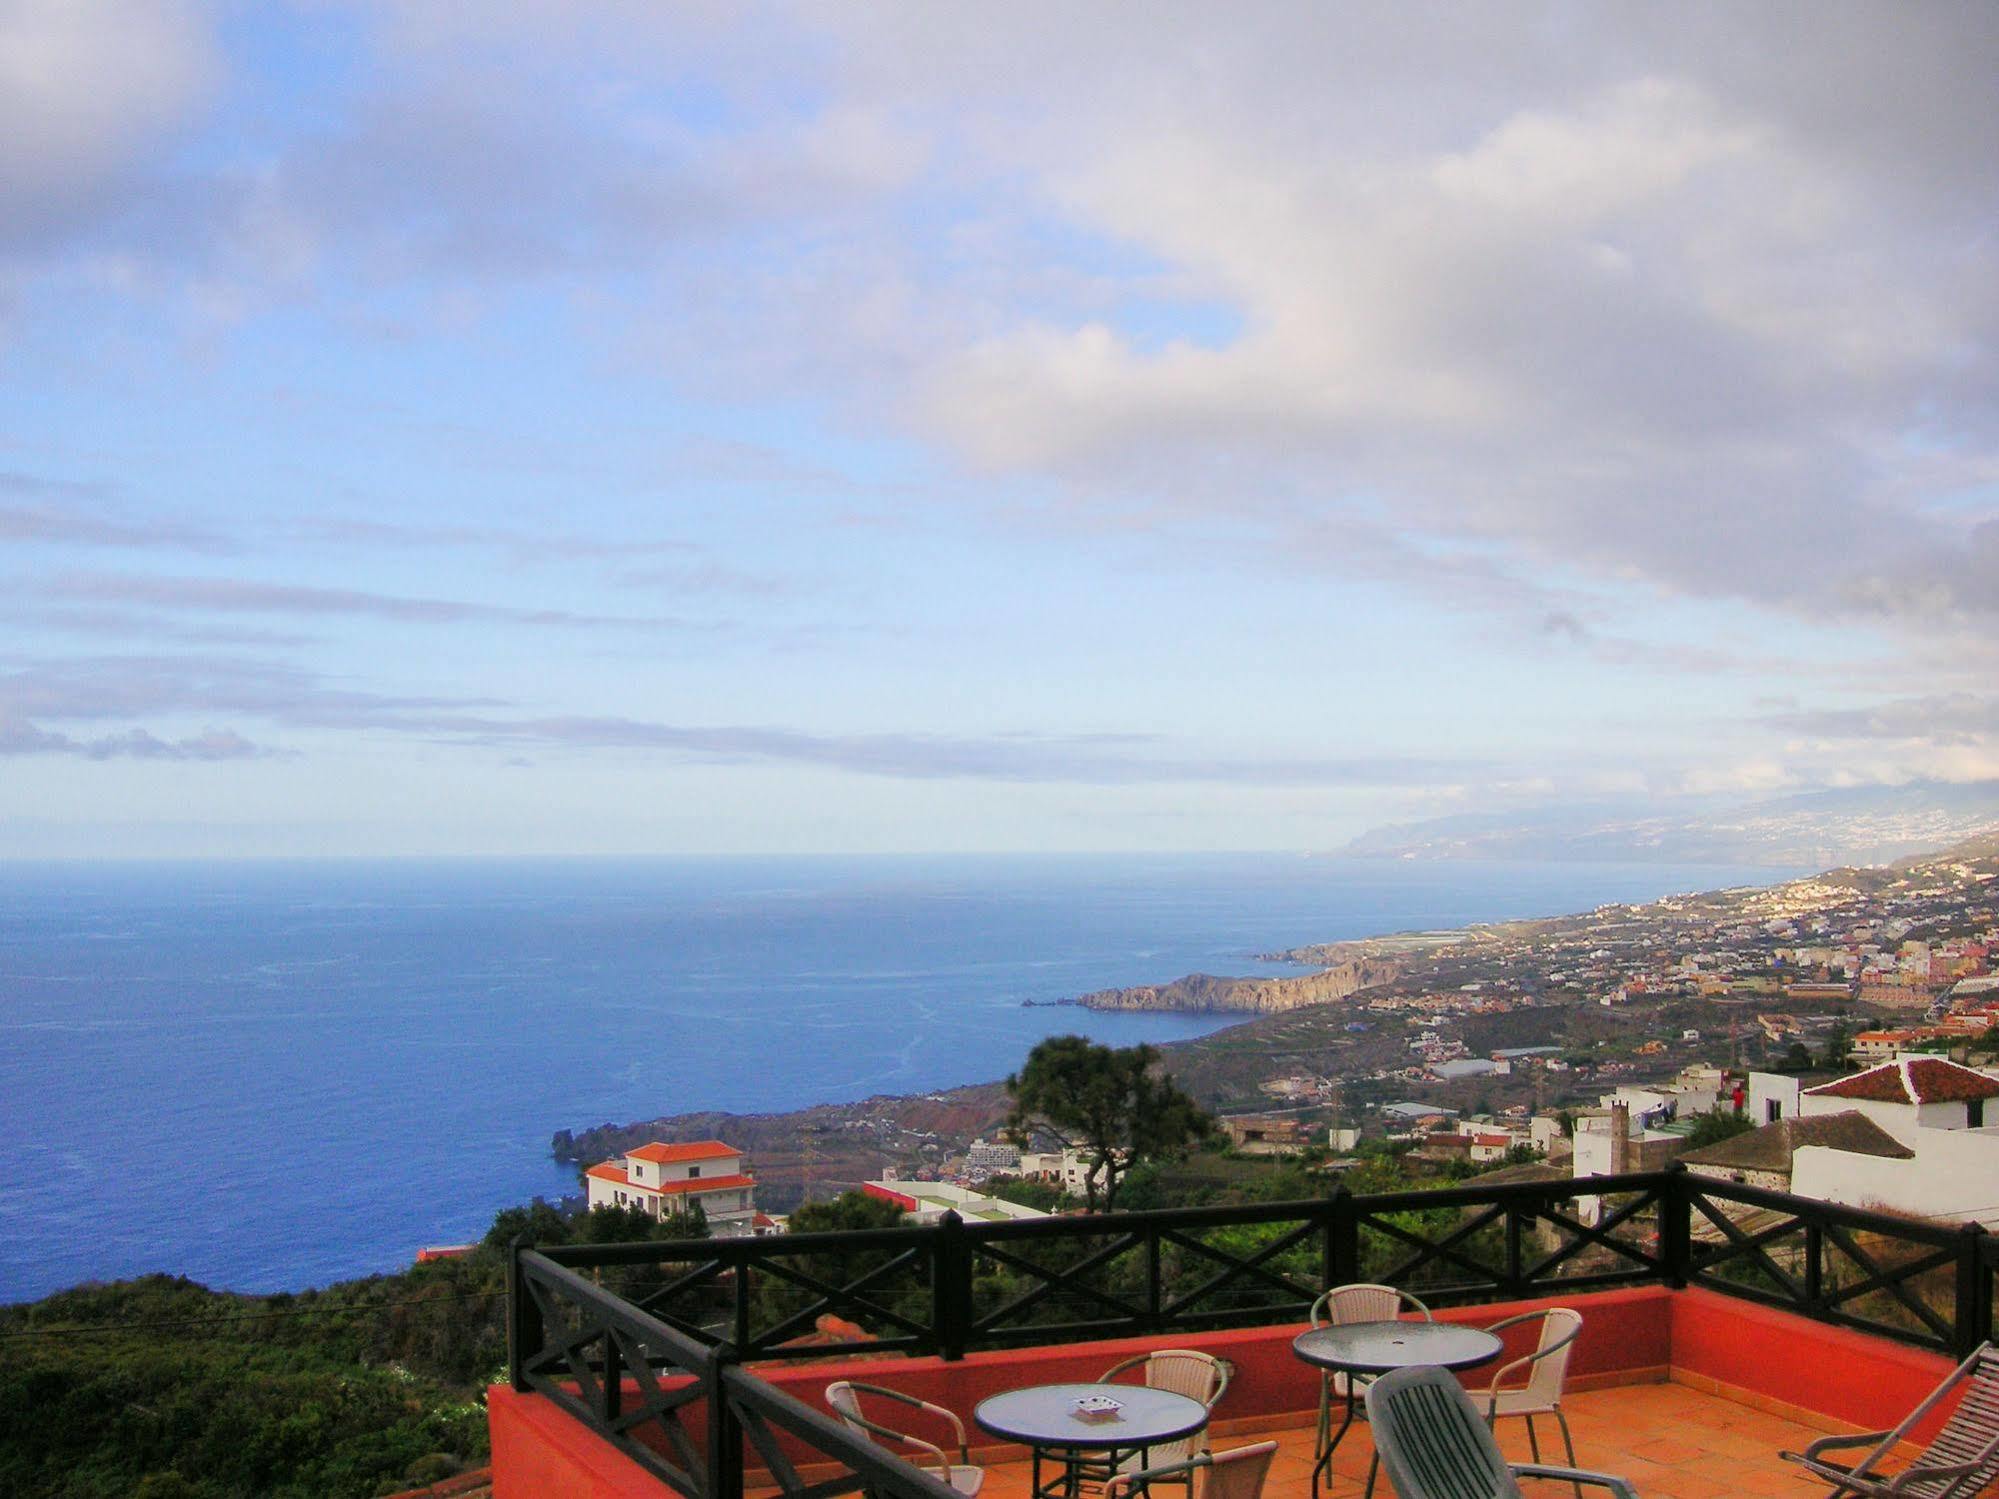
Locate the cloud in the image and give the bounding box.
[35,572,707,632]
[0,0,218,253]
[0,470,228,551]
[394,711,1485,788]
[0,715,269,760]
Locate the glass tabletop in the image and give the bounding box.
[1292,1320,1504,1374]
[973,1383,1212,1448]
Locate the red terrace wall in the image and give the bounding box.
[505,1285,1997,1496]
[1667,1287,1960,1438]
[863,1183,918,1212]
[487,1287,1676,1495]
[489,1386,671,1499]
[746,1284,1674,1463]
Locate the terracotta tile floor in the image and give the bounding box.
[968,1383,1839,1499]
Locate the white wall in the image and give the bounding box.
[1792,1132,1999,1227]
[1797,1094,1965,1146]
[1748,1073,1802,1127]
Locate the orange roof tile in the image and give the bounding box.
[1805,1057,1999,1105]
[627,1140,740,1164]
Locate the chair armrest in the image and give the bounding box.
[906,1398,969,1457]
[1482,1319,1582,1402]
[1100,1354,1149,1385]
[1794,1429,1892,1461]
[1881,1430,1999,1495]
[1400,1288,1434,1321]
[1512,1463,1638,1499]
[1211,1358,1234,1406]
[1106,1454,1210,1499]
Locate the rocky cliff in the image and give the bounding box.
[1070,957,1399,1014]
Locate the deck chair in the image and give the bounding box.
[825,1381,986,1496]
[1089,1350,1233,1496]
[1310,1283,1433,1460]
[1780,1342,1999,1499]
[1482,1307,1584,1477]
[1105,1442,1278,1499]
[1366,1364,1640,1499]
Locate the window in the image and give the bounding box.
[688,1165,701,1179]
[1972,1100,1986,1129]
[1766,1100,1782,1123]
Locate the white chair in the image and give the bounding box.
[1481,1307,1584,1478]
[1106,1442,1277,1499]
[1094,1350,1233,1495]
[825,1381,985,1495]
[1309,1284,1433,1460]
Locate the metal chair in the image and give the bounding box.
[1092,1350,1233,1495]
[1365,1364,1640,1499]
[1106,1442,1277,1499]
[1780,1341,1999,1499]
[1309,1284,1433,1461]
[825,1381,986,1496]
[1481,1307,1584,1481]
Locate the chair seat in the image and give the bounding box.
[1488,1387,1558,1418]
[944,1465,985,1496]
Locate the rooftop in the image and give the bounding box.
[1678,1109,1913,1171]
[627,1141,742,1164]
[1804,1056,1999,1104]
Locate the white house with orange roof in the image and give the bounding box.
[584,1140,759,1236]
[1789,1058,1999,1226]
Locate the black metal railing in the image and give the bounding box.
[508,1166,1999,1496]
[511,1247,960,1499]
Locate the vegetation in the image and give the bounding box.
[0,1191,734,1499]
[1005,1036,1213,1211]
[1684,1108,1758,1150]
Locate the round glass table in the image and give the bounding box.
[974,1383,1211,1499]
[1293,1321,1503,1499]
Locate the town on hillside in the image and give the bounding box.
[558,834,1999,1237]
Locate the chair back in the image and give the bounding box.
[1916,1343,1999,1485]
[1365,1364,1521,1499]
[1200,1442,1277,1499]
[1099,1349,1229,1470]
[1518,1307,1582,1404]
[1312,1282,1432,1328]
[1142,1350,1229,1407]
[1105,1442,1276,1499]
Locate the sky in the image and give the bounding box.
[2,1,1997,858]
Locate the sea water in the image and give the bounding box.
[0,854,1793,1301]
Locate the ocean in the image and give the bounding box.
[0,853,1795,1302]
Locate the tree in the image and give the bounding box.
[1822,1022,1853,1070]
[482,1198,570,1250]
[787,1190,907,1235]
[1684,1108,1755,1151]
[1005,1036,1212,1212]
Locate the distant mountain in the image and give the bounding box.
[1344,780,1999,868]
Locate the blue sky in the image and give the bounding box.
[3,2,1997,857]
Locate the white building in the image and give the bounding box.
[585,1140,759,1236]
[1787,1059,1999,1227]
[862,1180,1050,1224]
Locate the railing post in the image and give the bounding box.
[1954,1221,1989,1360]
[1327,1184,1359,1287]
[1659,1163,1691,1290]
[933,1211,970,1362]
[508,1236,541,1393]
[1146,1220,1164,1332]
[706,1342,743,1499]
[1504,1198,1525,1298]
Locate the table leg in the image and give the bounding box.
[1311,1386,1357,1499]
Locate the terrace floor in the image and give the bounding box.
[966,1383,1842,1499]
